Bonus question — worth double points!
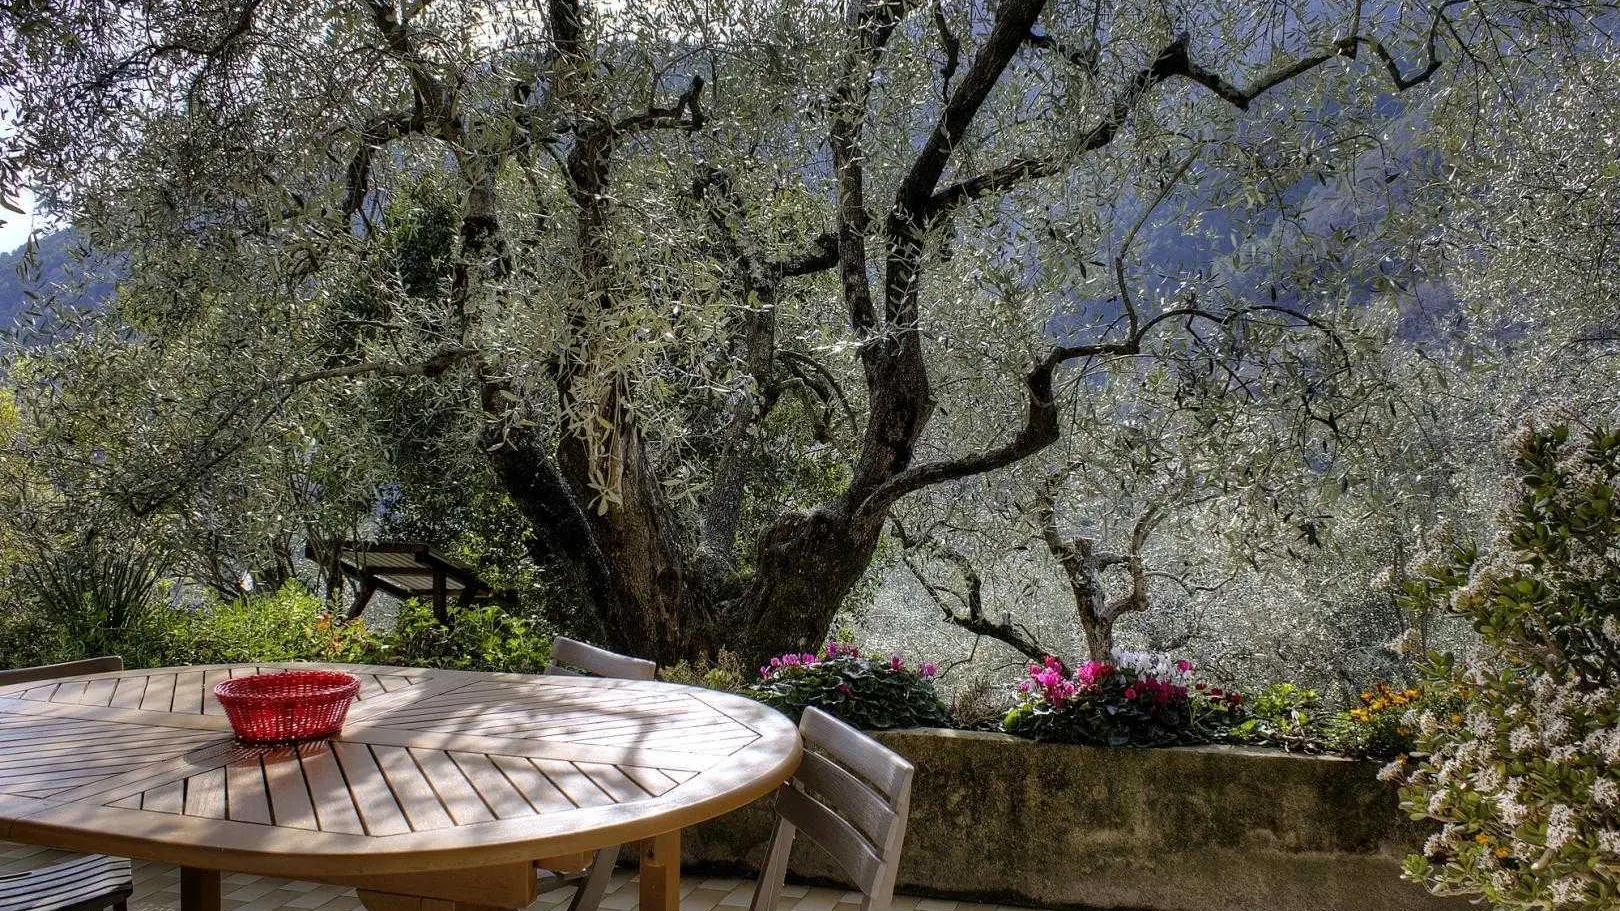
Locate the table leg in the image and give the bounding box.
[639,830,681,911]
[180,867,221,911]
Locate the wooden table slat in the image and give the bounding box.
[183,767,228,820]
[225,756,273,825]
[442,752,534,821]
[295,742,367,835]
[263,748,321,831]
[330,741,412,837]
[370,745,454,831]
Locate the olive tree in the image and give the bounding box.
[3,0,1611,663]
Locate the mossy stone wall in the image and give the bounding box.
[684,729,1468,911]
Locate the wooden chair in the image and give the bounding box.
[748,708,915,911]
[0,854,132,911]
[545,637,656,681]
[0,659,134,911]
[0,656,125,688]
[538,638,656,911]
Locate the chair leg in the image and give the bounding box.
[565,847,618,911]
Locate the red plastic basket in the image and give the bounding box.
[212,670,361,744]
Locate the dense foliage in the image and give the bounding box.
[748,642,949,730]
[1395,424,1620,909]
[5,0,1614,669]
[0,582,552,675]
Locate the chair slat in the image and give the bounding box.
[801,708,914,800]
[0,872,129,905]
[775,784,882,891]
[546,638,656,681]
[797,750,898,848]
[0,657,125,688]
[0,879,131,911]
[0,858,122,893]
[0,856,131,911]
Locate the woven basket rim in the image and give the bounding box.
[212,669,361,704]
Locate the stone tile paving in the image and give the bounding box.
[0,843,1040,911]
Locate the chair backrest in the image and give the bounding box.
[749,707,915,911]
[545,637,656,681]
[0,656,125,688]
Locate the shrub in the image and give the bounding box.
[1001,652,1238,747]
[949,671,1016,731]
[747,642,950,730]
[0,603,74,668]
[19,536,166,659]
[120,583,367,667]
[1318,681,1422,758]
[1392,423,1620,910]
[1225,682,1326,751]
[349,600,551,673]
[659,650,747,691]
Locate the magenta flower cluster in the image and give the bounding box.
[759,641,938,680]
[1017,655,1198,709]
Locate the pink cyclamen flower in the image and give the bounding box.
[759,666,771,678]
[801,653,818,665]
[1075,660,1114,688]
[1175,659,1194,673]
[1124,687,1139,701]
[890,655,904,671]
[919,663,938,678]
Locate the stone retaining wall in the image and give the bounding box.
[684,728,1467,911]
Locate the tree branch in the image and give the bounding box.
[932,0,962,100]
[693,166,779,559]
[282,347,479,387]
[342,110,426,215]
[893,520,1050,662]
[929,11,1455,218]
[829,0,913,338]
[768,229,840,279]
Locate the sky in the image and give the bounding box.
[0,188,41,256]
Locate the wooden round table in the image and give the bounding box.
[0,663,802,911]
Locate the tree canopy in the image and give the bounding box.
[2,0,1616,663]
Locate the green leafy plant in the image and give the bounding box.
[348,601,551,673]
[1392,423,1620,910]
[747,642,949,730]
[118,582,369,667]
[1315,681,1464,759]
[1226,682,1324,750]
[19,535,167,659]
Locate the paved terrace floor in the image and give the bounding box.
[1,843,1041,911]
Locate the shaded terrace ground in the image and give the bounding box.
[0,843,1038,911]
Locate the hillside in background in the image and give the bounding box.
[0,229,116,330]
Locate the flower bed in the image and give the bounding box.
[684,727,1470,911]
